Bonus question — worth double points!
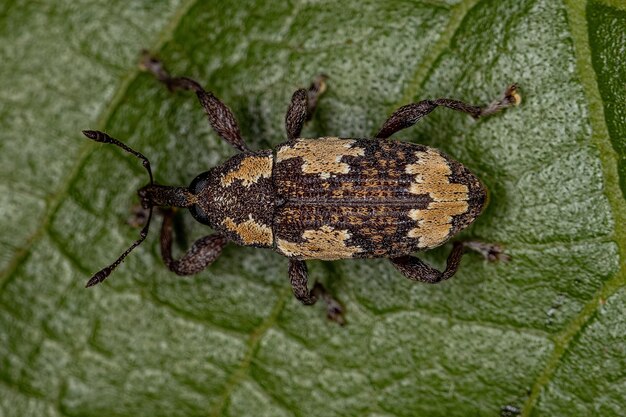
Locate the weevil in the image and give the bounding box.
[83,52,519,323]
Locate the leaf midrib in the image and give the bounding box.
[0,0,200,290]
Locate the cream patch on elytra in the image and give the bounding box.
[277,138,365,179]
[405,149,469,248]
[221,155,273,187]
[277,225,362,260]
[222,216,273,245]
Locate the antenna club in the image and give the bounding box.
[85,268,110,288]
[82,130,107,142]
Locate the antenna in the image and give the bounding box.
[82,130,154,287]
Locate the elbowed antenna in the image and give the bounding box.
[82,130,154,287]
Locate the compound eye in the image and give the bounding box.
[189,203,211,226]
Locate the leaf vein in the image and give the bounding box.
[522,1,626,415]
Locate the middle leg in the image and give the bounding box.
[289,259,345,324]
[285,74,328,140]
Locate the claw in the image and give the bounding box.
[325,299,346,326]
[478,83,521,118]
[463,241,511,262]
[504,83,522,107]
[311,282,346,325]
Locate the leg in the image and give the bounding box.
[390,240,508,283]
[390,242,465,283]
[377,84,520,139]
[285,75,328,140]
[140,51,249,152]
[160,209,228,275]
[289,259,345,325]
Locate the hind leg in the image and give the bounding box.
[390,241,508,283]
[377,84,520,139]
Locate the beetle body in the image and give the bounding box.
[190,138,486,260]
[84,52,518,322]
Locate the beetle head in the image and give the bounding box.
[138,184,195,210]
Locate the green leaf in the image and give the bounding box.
[1,0,624,416]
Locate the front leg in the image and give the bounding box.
[377,84,520,139]
[289,259,345,325]
[160,209,227,275]
[140,51,249,152]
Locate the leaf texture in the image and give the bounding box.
[0,0,624,416]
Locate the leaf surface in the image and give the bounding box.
[0,0,624,416]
